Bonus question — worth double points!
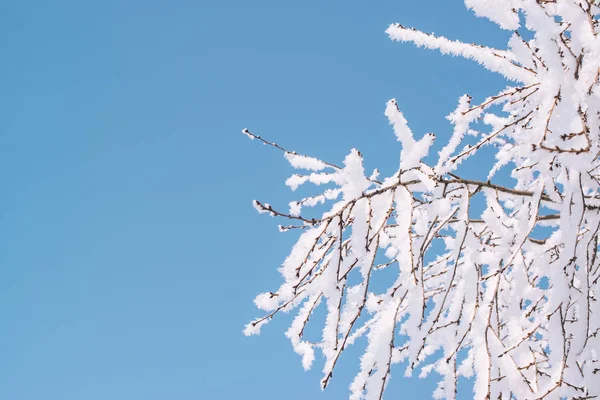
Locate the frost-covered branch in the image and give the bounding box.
[242,1,600,399]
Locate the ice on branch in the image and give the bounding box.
[242,1,600,399]
[464,0,521,30]
[241,128,255,140]
[385,24,536,83]
[284,152,328,171]
[385,99,435,170]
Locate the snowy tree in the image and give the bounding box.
[243,1,600,399]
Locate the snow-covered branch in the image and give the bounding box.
[242,1,600,399]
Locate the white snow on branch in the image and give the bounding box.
[244,2,600,399]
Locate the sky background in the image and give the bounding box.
[0,1,510,399]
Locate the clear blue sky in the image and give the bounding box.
[0,1,510,399]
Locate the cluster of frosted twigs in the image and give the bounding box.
[244,1,600,399]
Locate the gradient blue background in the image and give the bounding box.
[1,1,509,399]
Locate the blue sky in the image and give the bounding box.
[0,1,510,399]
